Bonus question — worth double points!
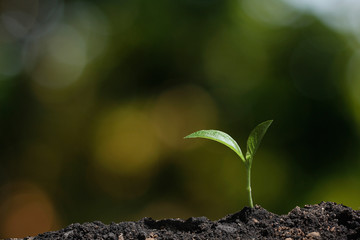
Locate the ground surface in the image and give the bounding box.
[11,202,360,240]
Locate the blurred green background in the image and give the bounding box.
[1,0,360,238]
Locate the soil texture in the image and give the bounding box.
[10,202,360,240]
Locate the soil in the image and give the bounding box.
[9,202,360,240]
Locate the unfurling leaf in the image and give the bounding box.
[246,120,273,164]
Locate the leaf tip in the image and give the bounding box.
[184,131,202,139]
[261,120,273,129]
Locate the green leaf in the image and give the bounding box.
[246,120,273,164]
[184,130,245,162]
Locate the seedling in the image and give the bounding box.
[184,120,273,208]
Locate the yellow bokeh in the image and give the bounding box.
[0,182,59,238]
[93,103,160,175]
[307,175,360,210]
[151,85,218,150]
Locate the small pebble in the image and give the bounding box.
[216,224,237,233]
[307,231,321,238]
[63,230,74,238]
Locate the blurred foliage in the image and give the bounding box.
[1,0,360,238]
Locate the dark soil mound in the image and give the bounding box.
[14,202,360,240]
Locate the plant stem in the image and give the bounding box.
[246,166,254,208]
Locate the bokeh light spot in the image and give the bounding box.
[47,25,87,66]
[0,0,39,39]
[93,104,160,175]
[307,176,360,210]
[26,24,86,89]
[242,0,299,27]
[151,85,218,149]
[67,1,110,61]
[0,43,23,78]
[0,182,59,238]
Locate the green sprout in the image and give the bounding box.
[184,120,273,208]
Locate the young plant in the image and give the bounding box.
[184,120,273,208]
